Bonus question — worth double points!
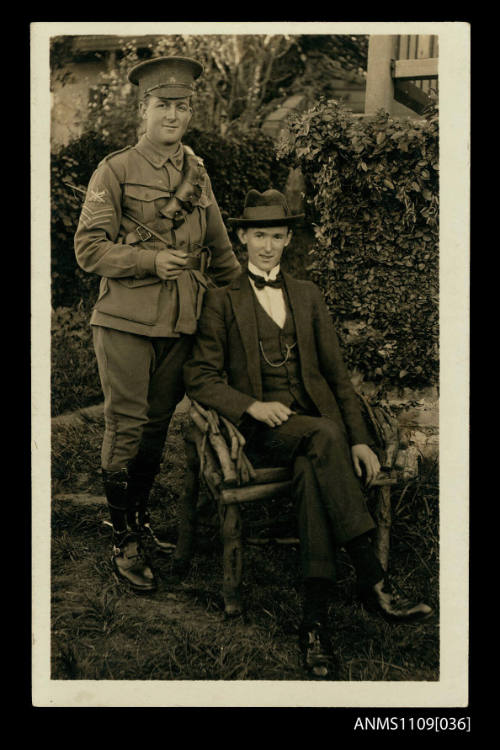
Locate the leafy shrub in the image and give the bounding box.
[278,99,439,390]
[80,35,303,136]
[184,127,289,221]
[51,131,123,310]
[51,306,102,416]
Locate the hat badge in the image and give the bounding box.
[168,76,177,83]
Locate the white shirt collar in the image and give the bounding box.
[248,261,281,282]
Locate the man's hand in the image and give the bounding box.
[246,401,294,428]
[155,249,189,280]
[351,444,381,487]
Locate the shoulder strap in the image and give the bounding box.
[97,145,133,182]
[97,144,139,188]
[101,145,133,163]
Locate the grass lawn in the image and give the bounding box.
[51,409,439,682]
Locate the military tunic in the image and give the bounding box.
[75,134,240,337]
[74,134,241,471]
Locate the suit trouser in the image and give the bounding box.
[92,325,193,472]
[247,414,376,582]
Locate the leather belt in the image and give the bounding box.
[184,255,202,270]
[125,225,210,271]
[190,247,211,273]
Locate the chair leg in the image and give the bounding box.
[219,501,243,616]
[174,436,200,570]
[374,485,392,572]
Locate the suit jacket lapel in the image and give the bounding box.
[228,273,263,399]
[283,272,311,378]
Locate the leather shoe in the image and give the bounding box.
[360,577,433,622]
[112,533,157,592]
[298,621,336,678]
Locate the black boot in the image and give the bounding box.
[298,621,335,678]
[299,578,336,678]
[127,457,175,555]
[102,468,157,592]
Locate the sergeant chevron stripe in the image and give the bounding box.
[80,205,114,229]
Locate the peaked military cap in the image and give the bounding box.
[128,56,203,99]
[227,189,304,227]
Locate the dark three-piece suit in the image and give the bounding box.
[184,270,378,582]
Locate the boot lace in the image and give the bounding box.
[303,624,330,663]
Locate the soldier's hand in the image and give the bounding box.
[351,444,381,487]
[246,401,294,428]
[155,249,189,280]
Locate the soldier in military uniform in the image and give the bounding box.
[75,57,241,592]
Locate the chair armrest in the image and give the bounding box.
[189,400,257,487]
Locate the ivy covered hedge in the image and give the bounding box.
[278,99,439,390]
[51,132,114,310]
[51,128,288,309]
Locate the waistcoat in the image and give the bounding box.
[253,290,316,414]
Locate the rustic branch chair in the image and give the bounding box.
[175,395,407,617]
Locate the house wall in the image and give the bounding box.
[51,60,106,147]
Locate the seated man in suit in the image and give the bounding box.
[183,189,432,676]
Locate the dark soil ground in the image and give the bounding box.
[51,408,439,682]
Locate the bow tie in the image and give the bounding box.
[247,269,283,290]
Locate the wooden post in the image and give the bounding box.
[220,502,243,616]
[417,35,433,97]
[417,35,433,60]
[364,35,398,115]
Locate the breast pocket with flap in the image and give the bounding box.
[122,183,173,224]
